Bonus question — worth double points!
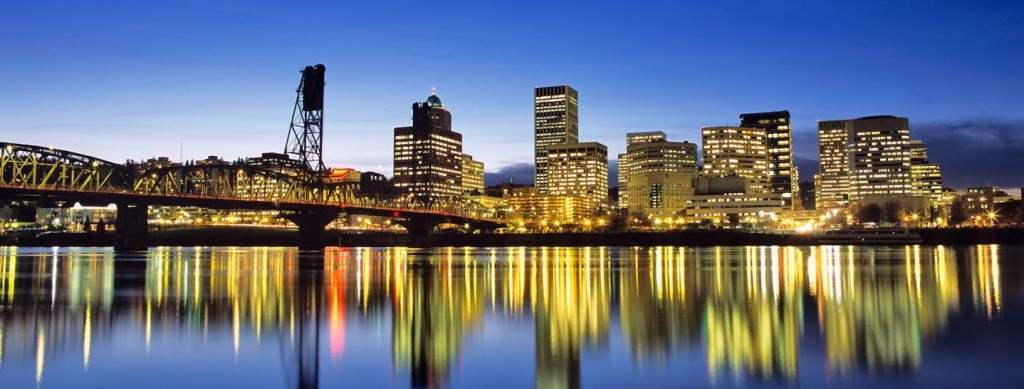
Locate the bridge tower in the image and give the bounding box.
[285,64,327,173]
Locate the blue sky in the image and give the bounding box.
[2,1,1022,191]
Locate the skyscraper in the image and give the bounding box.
[617,131,669,208]
[620,132,698,220]
[534,85,579,194]
[908,140,943,205]
[393,92,463,201]
[817,116,938,212]
[461,154,485,195]
[816,120,851,211]
[547,142,608,216]
[740,110,796,209]
[701,126,770,194]
[848,116,912,201]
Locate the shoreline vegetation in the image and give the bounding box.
[3,225,1023,248]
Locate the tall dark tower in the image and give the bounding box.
[740,110,796,209]
[393,90,463,202]
[285,64,327,173]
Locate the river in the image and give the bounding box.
[0,245,1021,388]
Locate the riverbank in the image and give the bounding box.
[4,225,1022,247]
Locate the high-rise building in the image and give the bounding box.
[617,132,668,208]
[816,120,852,211]
[908,140,943,205]
[534,85,579,194]
[461,154,485,195]
[547,142,608,216]
[701,126,770,193]
[620,132,698,220]
[740,110,796,209]
[848,116,912,201]
[393,92,463,201]
[798,180,816,211]
[817,116,939,213]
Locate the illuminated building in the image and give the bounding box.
[685,177,784,223]
[847,116,913,201]
[617,132,670,208]
[505,186,584,223]
[534,85,579,194]
[197,155,228,166]
[816,120,850,211]
[393,91,463,202]
[962,186,997,214]
[248,152,301,175]
[740,111,797,209]
[463,193,507,219]
[908,140,944,205]
[326,168,360,183]
[140,156,181,171]
[818,116,939,213]
[547,142,609,216]
[701,126,770,194]
[461,154,485,195]
[241,152,304,220]
[620,132,698,220]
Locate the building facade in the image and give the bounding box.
[701,126,770,194]
[908,140,944,205]
[817,116,941,214]
[816,120,851,211]
[962,186,997,215]
[505,187,584,224]
[847,116,913,202]
[620,132,698,220]
[393,92,463,202]
[461,154,485,195]
[534,85,579,194]
[740,110,796,209]
[547,142,609,216]
[685,176,784,224]
[617,131,669,208]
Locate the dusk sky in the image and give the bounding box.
[3,1,1022,192]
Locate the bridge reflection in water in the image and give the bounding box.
[0,245,1012,388]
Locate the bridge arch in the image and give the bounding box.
[0,142,132,191]
[132,164,360,204]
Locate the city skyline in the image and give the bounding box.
[2,1,1022,193]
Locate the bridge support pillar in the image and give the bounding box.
[282,209,340,251]
[398,219,439,248]
[114,203,149,252]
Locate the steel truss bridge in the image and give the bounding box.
[0,142,506,250]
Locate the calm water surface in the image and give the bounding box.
[0,245,1021,388]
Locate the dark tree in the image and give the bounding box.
[949,199,968,226]
[929,206,940,224]
[630,212,651,227]
[609,211,628,231]
[1000,200,1024,225]
[882,201,903,225]
[727,213,740,226]
[856,204,883,225]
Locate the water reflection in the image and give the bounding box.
[0,245,1017,388]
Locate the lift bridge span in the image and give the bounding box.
[0,142,506,251]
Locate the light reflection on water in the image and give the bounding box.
[0,245,1020,388]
